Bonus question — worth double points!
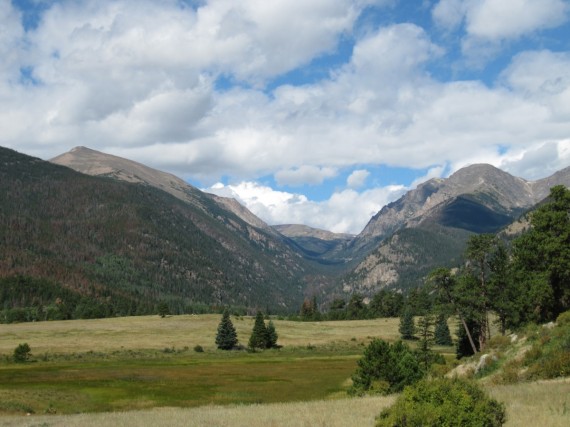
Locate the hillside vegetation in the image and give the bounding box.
[0,147,309,316]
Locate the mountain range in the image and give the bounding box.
[2,144,569,314]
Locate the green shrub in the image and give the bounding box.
[556,310,570,326]
[193,345,204,353]
[376,378,506,427]
[349,339,424,396]
[13,343,31,363]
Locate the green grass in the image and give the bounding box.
[0,315,405,415]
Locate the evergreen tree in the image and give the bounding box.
[512,185,570,323]
[429,267,478,356]
[248,311,269,350]
[434,313,453,346]
[215,309,238,350]
[347,293,367,319]
[266,320,278,348]
[399,307,416,340]
[300,298,316,320]
[456,319,481,359]
[157,301,170,318]
[416,314,435,370]
[464,234,496,351]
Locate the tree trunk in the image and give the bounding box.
[458,312,478,355]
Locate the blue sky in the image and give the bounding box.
[3,0,570,233]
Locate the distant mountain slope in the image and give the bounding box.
[1,146,309,313]
[341,164,570,295]
[273,224,353,261]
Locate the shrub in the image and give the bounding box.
[13,343,31,363]
[193,345,204,353]
[349,339,424,396]
[376,378,506,427]
[556,310,570,326]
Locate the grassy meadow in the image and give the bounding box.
[1,314,568,426]
[0,315,403,416]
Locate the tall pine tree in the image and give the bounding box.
[434,313,453,346]
[266,320,278,348]
[248,311,269,350]
[399,307,416,340]
[215,309,238,350]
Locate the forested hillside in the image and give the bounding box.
[0,147,309,320]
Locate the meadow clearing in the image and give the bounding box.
[0,314,568,426]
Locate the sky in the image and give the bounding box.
[2,0,570,234]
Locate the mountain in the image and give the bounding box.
[1,146,311,315]
[273,224,354,262]
[341,164,570,295]
[51,146,274,232]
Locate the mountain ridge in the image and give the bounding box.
[341,163,570,295]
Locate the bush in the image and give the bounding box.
[376,378,506,427]
[556,310,570,326]
[349,339,424,396]
[13,343,31,363]
[193,345,204,353]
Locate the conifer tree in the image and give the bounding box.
[399,307,416,340]
[248,311,269,350]
[416,314,435,370]
[215,309,238,350]
[434,313,453,346]
[266,320,278,348]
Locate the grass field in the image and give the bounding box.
[0,315,404,416]
[0,379,567,427]
[1,314,568,426]
[0,314,402,354]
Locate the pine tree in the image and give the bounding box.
[266,320,278,348]
[248,311,268,350]
[416,314,435,370]
[434,313,453,346]
[456,319,481,359]
[399,307,415,340]
[215,309,238,350]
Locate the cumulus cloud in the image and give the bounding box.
[204,181,406,234]
[465,0,569,40]
[433,0,570,62]
[2,0,570,232]
[347,169,370,188]
[434,0,569,40]
[275,165,338,187]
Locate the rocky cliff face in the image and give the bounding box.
[342,164,570,295]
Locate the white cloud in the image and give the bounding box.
[347,169,370,188]
[275,165,338,187]
[466,0,569,41]
[433,0,569,41]
[2,0,570,232]
[500,140,570,180]
[432,0,468,30]
[204,181,406,234]
[0,2,25,82]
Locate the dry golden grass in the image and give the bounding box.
[0,315,402,355]
[0,395,397,427]
[488,378,570,427]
